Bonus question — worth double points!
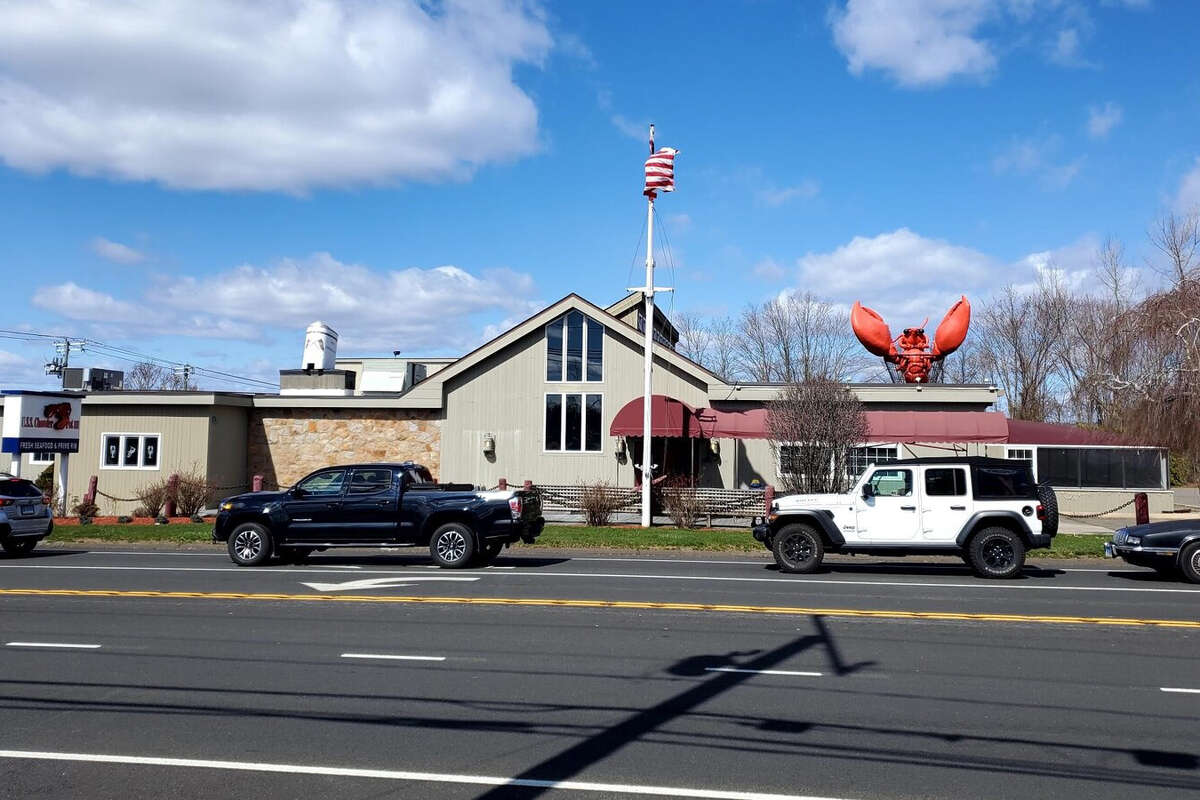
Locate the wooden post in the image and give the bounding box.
[498,478,507,491]
[1134,492,1149,525]
[84,475,98,507]
[523,480,533,492]
[764,484,775,515]
[252,474,263,492]
[164,472,180,517]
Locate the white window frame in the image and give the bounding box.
[100,432,163,471]
[545,312,604,384]
[775,443,898,480]
[27,451,55,465]
[542,392,603,454]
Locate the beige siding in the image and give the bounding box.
[441,320,709,487]
[206,406,250,496]
[71,406,214,516]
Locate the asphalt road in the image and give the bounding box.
[1,546,1198,800]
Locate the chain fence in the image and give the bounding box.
[1058,496,1137,520]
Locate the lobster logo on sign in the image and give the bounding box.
[851,297,971,383]
[42,402,74,431]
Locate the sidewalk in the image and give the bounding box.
[1059,508,1200,534]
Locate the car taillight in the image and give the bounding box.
[1036,504,1045,520]
[509,496,522,518]
[42,495,52,506]
[0,499,11,507]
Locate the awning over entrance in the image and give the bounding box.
[866,411,1009,443]
[609,394,699,437]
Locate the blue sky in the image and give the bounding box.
[1,0,1197,391]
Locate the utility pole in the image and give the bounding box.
[44,338,86,388]
[172,364,194,390]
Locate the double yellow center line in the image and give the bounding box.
[1,588,1197,628]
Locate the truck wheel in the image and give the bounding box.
[228,523,273,567]
[430,522,476,569]
[772,524,824,574]
[473,541,504,566]
[968,526,1025,579]
[1036,484,1059,537]
[1,538,36,556]
[1180,542,1200,585]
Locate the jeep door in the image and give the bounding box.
[919,466,973,541]
[281,468,348,542]
[340,467,399,541]
[855,467,922,541]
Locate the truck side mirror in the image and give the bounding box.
[861,483,874,499]
[291,486,307,499]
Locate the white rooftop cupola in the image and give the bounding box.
[302,321,338,372]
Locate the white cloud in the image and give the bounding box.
[610,114,649,141]
[752,258,786,282]
[992,134,1083,189]
[829,0,998,87]
[1086,101,1123,139]
[1176,158,1200,214]
[667,213,692,230]
[90,236,146,265]
[30,253,542,354]
[1048,27,1086,66]
[0,0,552,192]
[757,180,821,207]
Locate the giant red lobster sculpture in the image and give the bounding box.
[850,296,971,383]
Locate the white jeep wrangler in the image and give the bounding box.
[751,457,1058,579]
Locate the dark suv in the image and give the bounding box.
[213,462,543,567]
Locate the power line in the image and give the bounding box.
[0,328,276,390]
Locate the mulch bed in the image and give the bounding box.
[53,516,203,527]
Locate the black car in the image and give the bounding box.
[213,462,543,568]
[1106,520,1200,583]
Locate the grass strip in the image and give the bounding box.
[46,522,1111,557]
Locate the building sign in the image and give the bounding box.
[1,392,82,454]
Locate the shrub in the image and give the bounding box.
[580,482,625,526]
[1170,452,1195,487]
[173,469,212,517]
[661,480,704,529]
[71,496,99,519]
[117,515,133,524]
[35,465,55,494]
[133,479,170,518]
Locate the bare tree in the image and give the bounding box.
[767,379,868,494]
[125,361,169,390]
[976,278,1066,421]
[734,303,777,382]
[734,294,856,383]
[1147,209,1200,285]
[706,316,740,381]
[673,311,713,367]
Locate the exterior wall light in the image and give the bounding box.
[615,437,627,457]
[709,439,720,456]
[482,433,495,455]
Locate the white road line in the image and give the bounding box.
[1161,687,1200,694]
[705,667,822,677]
[5,642,101,649]
[0,750,852,800]
[3,563,1198,593]
[340,653,446,662]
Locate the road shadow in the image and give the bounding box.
[471,615,872,800]
[298,553,570,569]
[761,561,1063,580]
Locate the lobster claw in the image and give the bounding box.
[850,301,896,359]
[932,296,971,357]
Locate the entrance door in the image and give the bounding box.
[919,466,972,542]
[281,468,348,542]
[340,466,399,541]
[854,467,922,542]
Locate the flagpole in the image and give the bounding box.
[641,126,656,528]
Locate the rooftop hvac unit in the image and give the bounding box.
[88,368,124,391]
[62,367,86,390]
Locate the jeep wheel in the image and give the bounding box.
[968,527,1025,579]
[1180,542,1200,585]
[1,537,37,556]
[228,523,273,567]
[772,524,824,574]
[430,522,476,569]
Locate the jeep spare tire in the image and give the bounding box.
[1036,484,1059,537]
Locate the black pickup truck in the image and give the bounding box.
[213,462,543,568]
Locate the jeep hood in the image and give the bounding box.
[774,493,849,511]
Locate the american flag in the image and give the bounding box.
[643,147,678,196]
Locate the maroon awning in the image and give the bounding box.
[609,395,700,437]
[1005,418,1139,446]
[691,408,1009,442]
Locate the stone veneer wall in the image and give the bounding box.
[248,409,441,488]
